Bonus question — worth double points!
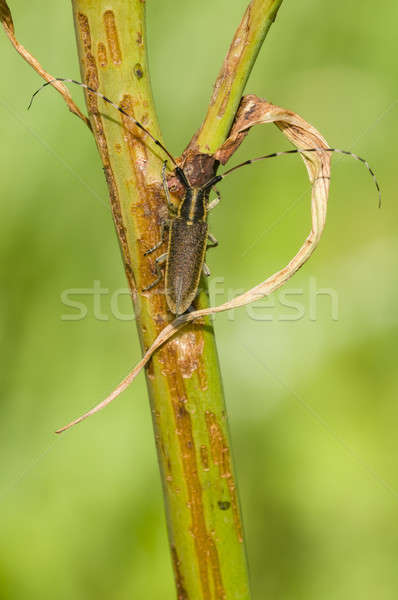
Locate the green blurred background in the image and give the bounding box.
[1,1,397,598]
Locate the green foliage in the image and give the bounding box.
[0,1,397,598]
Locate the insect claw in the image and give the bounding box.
[203,263,211,277]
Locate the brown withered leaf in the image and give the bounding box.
[0,0,13,33]
[1,0,90,127]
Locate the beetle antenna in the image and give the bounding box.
[28,78,178,168]
[204,148,381,208]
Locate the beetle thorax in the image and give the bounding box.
[178,187,208,224]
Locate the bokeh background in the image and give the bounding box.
[1,1,397,598]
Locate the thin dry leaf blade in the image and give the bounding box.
[1,1,90,127]
[0,0,13,33]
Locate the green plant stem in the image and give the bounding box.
[194,0,284,154]
[71,1,282,598]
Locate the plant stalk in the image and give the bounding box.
[71,1,282,597]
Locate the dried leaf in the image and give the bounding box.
[1,0,90,128]
[56,96,331,433]
[0,0,13,33]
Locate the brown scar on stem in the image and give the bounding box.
[144,349,155,378]
[103,10,122,65]
[197,356,208,392]
[77,13,135,294]
[171,546,189,600]
[119,94,149,159]
[174,327,204,379]
[97,41,108,68]
[116,94,186,319]
[200,445,210,471]
[157,435,173,483]
[162,350,225,599]
[158,304,207,385]
[205,411,244,543]
[77,12,99,101]
[134,62,144,79]
[208,535,226,600]
[216,6,250,119]
[184,2,251,154]
[158,319,206,380]
[165,457,173,482]
[167,361,211,597]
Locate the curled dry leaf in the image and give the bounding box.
[0,0,90,128]
[56,96,331,433]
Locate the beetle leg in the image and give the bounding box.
[161,160,171,205]
[208,187,221,211]
[168,204,178,217]
[144,221,169,256]
[207,232,218,249]
[203,263,211,277]
[142,252,167,291]
[161,160,178,216]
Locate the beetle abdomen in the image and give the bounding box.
[165,218,208,315]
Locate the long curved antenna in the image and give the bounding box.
[203,148,381,208]
[28,78,177,168]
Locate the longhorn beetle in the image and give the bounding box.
[29,79,381,315]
